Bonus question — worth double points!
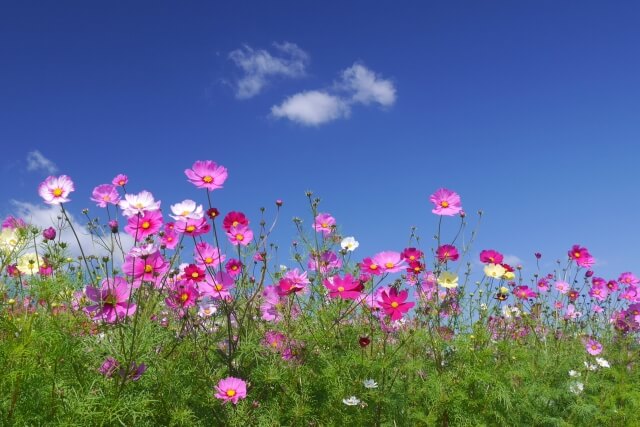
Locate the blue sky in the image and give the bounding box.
[1,1,639,279]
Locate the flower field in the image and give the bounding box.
[1,161,639,426]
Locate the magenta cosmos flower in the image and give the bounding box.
[313,213,336,236]
[165,280,199,309]
[84,277,136,323]
[585,338,603,356]
[429,188,462,216]
[568,245,595,268]
[124,210,164,239]
[380,287,415,321]
[215,377,247,405]
[185,160,228,190]
[513,285,537,300]
[323,274,363,300]
[91,184,121,208]
[38,175,75,205]
[479,249,504,264]
[112,174,128,187]
[436,244,459,263]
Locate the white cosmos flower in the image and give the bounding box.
[584,361,598,371]
[198,303,217,318]
[569,381,584,394]
[0,228,20,253]
[128,244,159,258]
[437,271,459,289]
[595,357,610,368]
[16,252,42,275]
[484,263,507,279]
[502,305,521,319]
[363,379,378,389]
[340,236,359,252]
[169,199,203,220]
[568,370,580,377]
[118,191,161,217]
[342,396,361,406]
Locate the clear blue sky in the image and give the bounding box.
[1,1,639,279]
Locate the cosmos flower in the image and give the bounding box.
[429,188,462,216]
[436,244,459,263]
[340,236,359,252]
[215,377,247,405]
[84,277,136,323]
[124,210,163,239]
[380,287,415,320]
[185,160,228,190]
[16,252,42,275]
[437,271,459,289]
[363,379,378,389]
[222,211,249,232]
[480,249,504,265]
[169,199,204,221]
[568,245,595,268]
[38,175,75,205]
[484,263,506,279]
[342,396,361,406]
[372,251,406,274]
[91,184,121,208]
[112,174,128,187]
[585,338,603,356]
[227,224,253,246]
[313,213,336,236]
[118,191,161,217]
[323,274,363,300]
[165,280,199,309]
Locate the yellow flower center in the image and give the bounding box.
[53,188,63,197]
[391,301,399,308]
[409,256,415,261]
[385,262,394,268]
[205,257,213,264]
[574,252,581,258]
[236,233,244,241]
[141,221,151,229]
[104,294,116,306]
[321,223,328,228]
[337,286,345,292]
[102,195,110,201]
[186,225,196,232]
[215,284,223,291]
[440,201,449,208]
[144,265,153,273]
[191,272,200,278]
[181,210,190,216]
[370,264,378,270]
[231,266,238,271]
[180,293,189,302]
[118,180,125,186]
[203,175,213,183]
[232,221,239,227]
[226,389,236,397]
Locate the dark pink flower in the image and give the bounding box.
[84,277,136,323]
[480,249,504,265]
[513,285,537,300]
[380,287,415,320]
[124,210,163,239]
[323,274,363,300]
[436,244,459,263]
[568,245,595,268]
[165,280,199,309]
[42,227,56,241]
[225,259,243,277]
[223,211,249,232]
[112,174,128,187]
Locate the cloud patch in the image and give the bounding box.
[271,63,396,126]
[26,150,58,174]
[229,42,309,99]
[11,201,134,264]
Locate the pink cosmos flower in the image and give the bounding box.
[429,188,462,216]
[555,281,570,294]
[513,285,537,300]
[313,213,336,236]
[222,211,249,232]
[568,245,595,268]
[585,338,603,356]
[119,191,161,217]
[161,229,179,249]
[308,251,342,274]
[372,251,406,274]
[276,278,304,296]
[323,274,363,300]
[2,216,26,229]
[401,248,424,263]
[589,284,608,302]
[436,244,459,263]
[214,377,247,405]
[261,285,286,322]
[185,160,228,190]
[606,280,619,292]
[38,175,75,205]
[283,268,310,291]
[618,272,640,286]
[112,174,128,187]
[184,264,206,282]
[201,271,235,300]
[99,357,120,378]
[91,184,121,208]
[122,251,169,287]
[263,330,287,352]
[480,249,504,265]
[174,217,210,237]
[225,259,243,277]
[620,286,639,302]
[360,257,383,276]
[564,304,582,320]
[84,277,136,323]
[380,287,415,321]
[226,224,253,246]
[537,278,550,291]
[124,210,163,239]
[165,280,199,309]
[194,242,225,270]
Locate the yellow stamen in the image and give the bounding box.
[203,175,213,183]
[141,221,151,229]
[385,262,394,268]
[337,286,345,292]
[53,188,63,197]
[441,201,449,208]
[391,301,399,308]
[191,272,199,278]
[180,293,189,302]
[205,257,213,264]
[235,233,244,241]
[144,265,153,273]
[370,264,378,270]
[186,225,196,232]
[226,389,236,397]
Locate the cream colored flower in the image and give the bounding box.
[484,263,506,279]
[16,252,42,275]
[0,228,20,253]
[437,271,459,288]
[503,271,515,280]
[340,236,359,252]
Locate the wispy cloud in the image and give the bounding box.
[503,255,523,266]
[271,63,396,126]
[26,150,58,174]
[229,42,309,99]
[11,201,134,264]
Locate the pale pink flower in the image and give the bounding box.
[429,188,462,216]
[38,175,75,205]
[91,184,121,208]
[84,277,136,323]
[118,191,161,217]
[313,213,336,236]
[185,160,228,190]
[214,377,247,405]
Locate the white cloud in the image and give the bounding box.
[11,201,134,264]
[26,150,58,174]
[270,91,350,126]
[503,255,523,266]
[229,41,309,99]
[340,64,396,107]
[271,63,396,126]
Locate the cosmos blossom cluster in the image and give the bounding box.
[2,162,638,408]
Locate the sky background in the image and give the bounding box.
[1,1,639,280]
